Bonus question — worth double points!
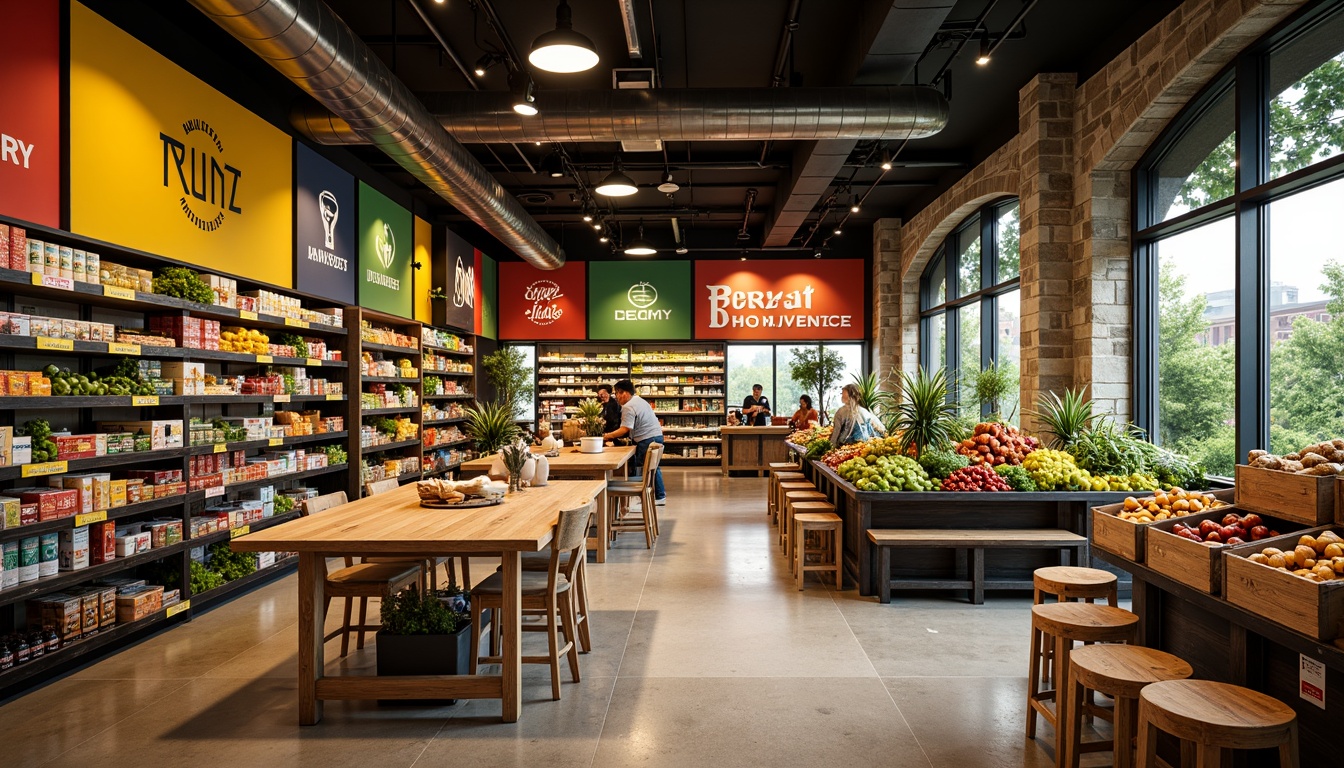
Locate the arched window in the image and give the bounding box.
[918,198,1020,419]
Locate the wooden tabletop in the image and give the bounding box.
[230,480,606,555]
[459,445,636,473]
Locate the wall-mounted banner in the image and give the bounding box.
[69,3,292,286]
[694,259,865,340]
[294,144,355,304]
[0,0,60,227]
[476,251,497,340]
[498,261,585,340]
[414,216,432,323]
[357,182,413,318]
[437,229,476,331]
[589,261,691,340]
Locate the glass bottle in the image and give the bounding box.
[14,634,29,664]
[27,631,44,660]
[0,638,13,670]
[45,626,61,654]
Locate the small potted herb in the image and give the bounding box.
[376,586,474,702]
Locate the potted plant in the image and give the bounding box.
[891,366,960,457]
[464,401,521,454]
[788,346,846,424]
[575,398,606,453]
[376,586,473,703]
[500,442,533,492]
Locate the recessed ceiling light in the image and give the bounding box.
[529,0,599,74]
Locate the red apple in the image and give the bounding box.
[1222,513,1241,526]
[1199,520,1218,535]
[1241,514,1262,528]
[1219,526,1239,540]
[1226,537,1245,545]
[1251,525,1270,540]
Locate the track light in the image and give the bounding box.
[473,53,496,78]
[595,157,638,197]
[740,255,748,261]
[880,150,893,171]
[592,221,603,231]
[976,36,991,66]
[657,172,680,194]
[581,208,594,223]
[540,150,565,178]
[529,0,599,74]
[510,73,537,116]
[833,227,843,236]
[814,250,822,258]
[598,225,609,243]
[676,244,689,255]
[850,202,860,214]
[624,224,657,256]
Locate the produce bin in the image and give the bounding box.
[1234,464,1335,525]
[1222,525,1344,641]
[1090,488,1235,563]
[1145,508,1301,594]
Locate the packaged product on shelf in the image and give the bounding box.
[18,488,78,522]
[125,478,144,505]
[38,532,58,577]
[18,536,39,582]
[71,249,85,282]
[109,480,126,508]
[53,434,99,461]
[96,420,182,450]
[115,585,163,623]
[2,541,17,588]
[90,521,116,565]
[0,426,10,467]
[58,246,73,280]
[0,223,8,266]
[151,518,182,546]
[114,528,152,557]
[12,435,30,464]
[7,225,24,270]
[140,520,172,549]
[58,526,89,571]
[35,594,83,642]
[26,239,42,272]
[0,497,18,529]
[42,242,58,277]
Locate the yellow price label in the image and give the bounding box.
[132,395,159,406]
[306,358,321,367]
[326,394,342,401]
[21,461,68,478]
[284,318,309,329]
[107,342,141,355]
[269,437,283,447]
[103,285,136,300]
[273,394,291,403]
[36,336,74,351]
[166,600,191,618]
[229,525,251,539]
[213,443,227,454]
[255,354,273,364]
[75,511,108,526]
[239,310,258,320]
[30,272,43,286]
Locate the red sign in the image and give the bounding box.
[0,0,61,227]
[498,261,586,340]
[694,259,865,340]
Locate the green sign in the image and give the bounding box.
[479,253,497,340]
[357,182,413,317]
[588,261,691,340]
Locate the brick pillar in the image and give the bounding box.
[1018,73,1078,431]
[1073,171,1132,421]
[872,218,904,383]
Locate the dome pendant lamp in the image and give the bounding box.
[595,157,638,197]
[529,0,599,74]
[624,224,657,257]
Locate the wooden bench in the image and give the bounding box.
[867,529,1088,605]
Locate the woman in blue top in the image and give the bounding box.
[829,383,886,446]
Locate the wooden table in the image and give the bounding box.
[231,480,605,725]
[458,445,635,564]
[720,425,792,476]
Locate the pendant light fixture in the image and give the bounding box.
[510,73,538,116]
[624,224,657,256]
[595,157,638,197]
[529,0,599,74]
[657,172,680,194]
[540,150,565,178]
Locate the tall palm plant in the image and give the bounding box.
[851,372,899,432]
[892,367,960,457]
[464,401,521,453]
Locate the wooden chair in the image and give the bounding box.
[364,478,400,495]
[608,444,663,548]
[471,501,593,701]
[1033,566,1119,689]
[1063,644,1193,768]
[776,481,816,551]
[1136,680,1299,768]
[301,492,421,657]
[521,547,591,653]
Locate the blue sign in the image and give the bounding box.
[294,143,355,304]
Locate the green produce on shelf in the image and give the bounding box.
[208,542,257,582]
[273,494,295,515]
[323,444,348,465]
[45,363,155,397]
[190,561,225,594]
[993,464,1038,492]
[918,448,970,480]
[274,332,306,355]
[18,419,58,462]
[152,266,216,305]
[836,454,935,492]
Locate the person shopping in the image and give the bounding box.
[789,394,819,430]
[603,379,666,505]
[829,383,886,446]
[596,383,623,441]
[741,383,772,426]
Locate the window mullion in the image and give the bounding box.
[1234,53,1270,459]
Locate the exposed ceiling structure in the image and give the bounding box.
[103,0,1187,263]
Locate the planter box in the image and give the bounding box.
[376,620,474,704]
[1091,488,1235,563]
[1145,508,1302,595]
[1234,465,1335,525]
[1222,525,1344,641]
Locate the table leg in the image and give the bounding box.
[298,552,325,725]
[596,472,609,563]
[501,550,522,723]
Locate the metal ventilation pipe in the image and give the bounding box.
[186,0,564,270]
[294,86,950,146]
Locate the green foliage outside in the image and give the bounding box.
[482,346,534,419]
[788,346,847,424]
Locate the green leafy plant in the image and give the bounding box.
[575,398,607,437]
[994,464,1038,492]
[1068,417,1149,476]
[788,347,846,424]
[274,494,295,515]
[152,267,216,304]
[381,586,463,635]
[481,347,533,418]
[464,401,521,453]
[891,367,961,457]
[208,543,257,582]
[973,361,1019,421]
[372,417,398,437]
[1028,387,1096,449]
[323,445,348,465]
[918,448,970,480]
[189,561,225,594]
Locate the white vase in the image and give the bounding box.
[519,456,536,485]
[532,453,550,486]
[539,434,559,452]
[580,436,605,454]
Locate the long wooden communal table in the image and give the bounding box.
[230,480,605,725]
[458,445,635,564]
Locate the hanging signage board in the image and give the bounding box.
[69,3,293,287]
[498,261,585,340]
[437,229,475,331]
[589,261,691,340]
[357,182,413,318]
[0,0,60,227]
[293,144,355,304]
[694,259,865,340]
[476,251,497,340]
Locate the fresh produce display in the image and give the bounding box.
[207,542,258,582]
[822,442,865,469]
[804,439,831,461]
[1115,489,1226,522]
[322,445,348,465]
[993,464,1038,491]
[45,364,155,397]
[220,326,271,354]
[1247,440,1344,475]
[189,561,225,594]
[836,454,935,492]
[1170,512,1281,546]
[1021,449,1094,491]
[1096,473,1161,492]
[954,422,1038,466]
[787,424,832,447]
[273,494,296,516]
[940,464,1012,491]
[17,419,58,463]
[919,448,970,480]
[1244,531,1344,582]
[152,266,216,304]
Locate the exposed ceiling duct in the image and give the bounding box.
[185,0,564,270]
[293,86,950,146]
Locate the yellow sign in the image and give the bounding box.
[268,437,284,446]
[229,525,250,539]
[36,336,74,351]
[69,4,292,287]
[305,358,321,367]
[284,318,309,329]
[239,310,258,321]
[132,395,159,406]
[166,600,191,617]
[75,511,108,526]
[21,461,68,478]
[273,394,290,403]
[103,285,136,301]
[108,342,141,355]
[213,443,227,453]
[326,394,342,401]
[256,354,273,364]
[414,215,433,323]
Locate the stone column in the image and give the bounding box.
[871,218,904,383]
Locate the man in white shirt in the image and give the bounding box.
[602,379,666,504]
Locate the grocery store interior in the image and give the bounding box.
[1,0,1342,766]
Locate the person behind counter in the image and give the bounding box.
[596,384,623,439]
[603,379,666,505]
[830,383,886,445]
[741,384,772,426]
[789,394,819,430]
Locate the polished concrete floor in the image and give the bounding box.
[0,470,1108,767]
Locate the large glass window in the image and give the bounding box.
[729,343,868,425]
[1137,0,1344,470]
[727,345,775,410]
[919,199,1021,419]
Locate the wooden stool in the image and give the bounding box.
[1136,680,1299,768]
[776,481,814,531]
[768,470,806,523]
[1064,645,1193,768]
[793,507,841,591]
[1033,566,1119,688]
[782,490,827,559]
[1027,603,1139,765]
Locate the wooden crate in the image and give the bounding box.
[1234,464,1335,525]
[1222,525,1344,641]
[1146,508,1302,595]
[1091,488,1235,563]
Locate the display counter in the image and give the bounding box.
[720,425,792,476]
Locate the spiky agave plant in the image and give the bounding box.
[852,372,900,433]
[1028,387,1096,449]
[575,398,607,437]
[892,367,960,457]
[464,401,521,453]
